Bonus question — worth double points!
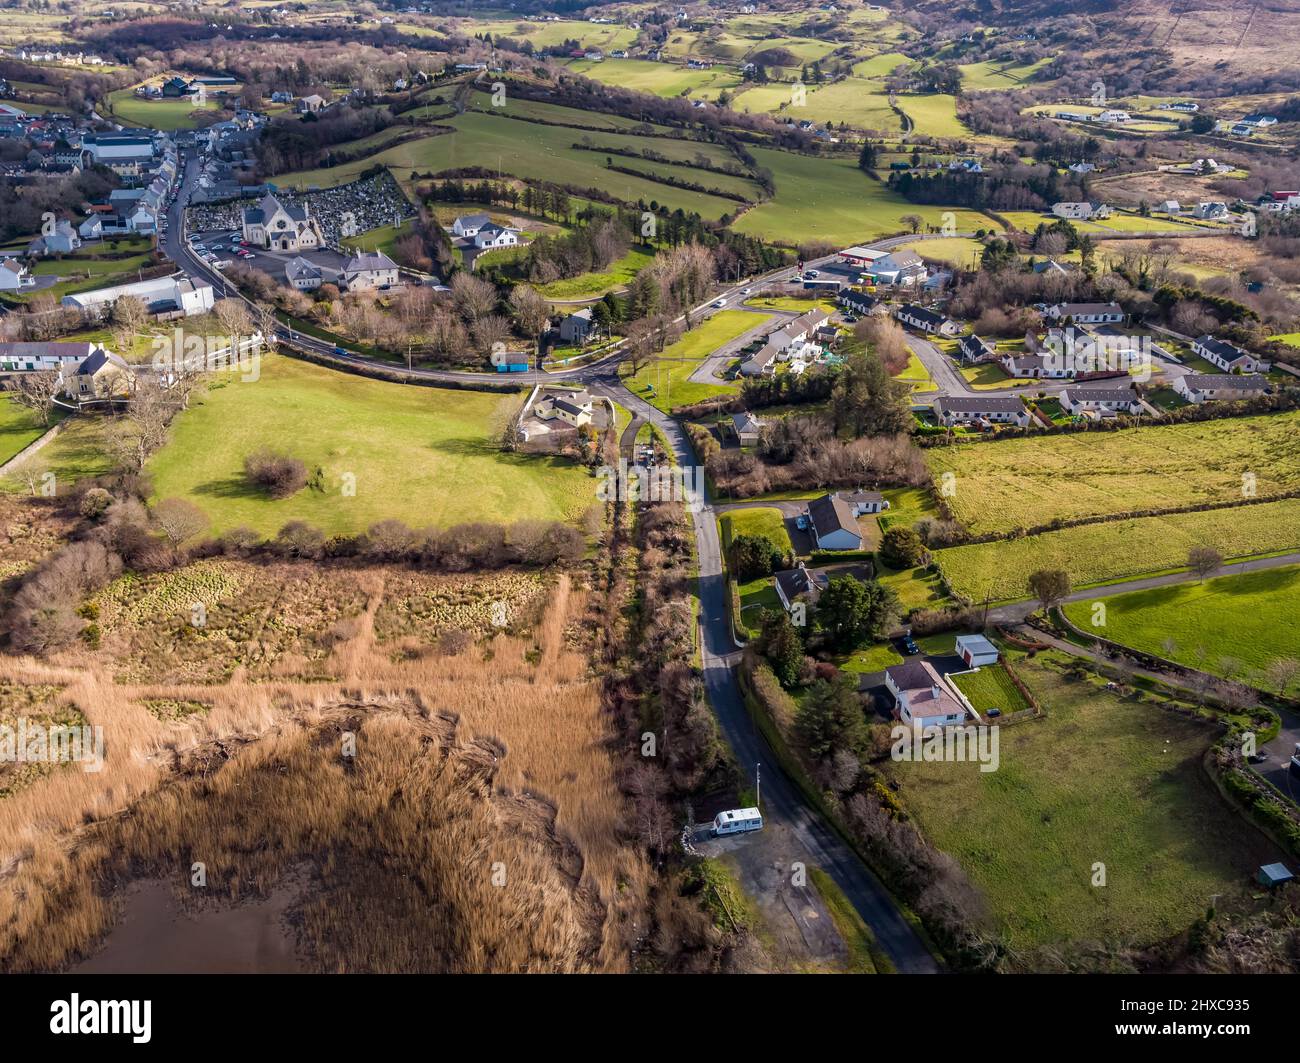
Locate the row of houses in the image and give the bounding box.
[285,250,401,293]
[0,340,132,403]
[739,307,834,376]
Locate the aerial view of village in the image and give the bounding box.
[0,0,1299,1030]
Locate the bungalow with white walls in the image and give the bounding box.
[1192,335,1271,373]
[932,395,1031,427]
[1060,385,1142,416]
[1173,373,1269,404]
[885,660,969,729]
[895,304,958,336]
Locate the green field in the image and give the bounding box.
[927,413,1300,536]
[1063,564,1300,684]
[959,58,1053,91]
[732,147,987,246]
[888,653,1277,952]
[106,89,220,130]
[896,94,967,137]
[566,58,743,100]
[731,77,901,132]
[145,356,593,536]
[620,310,770,411]
[0,396,54,468]
[900,236,986,269]
[936,497,1300,601]
[275,109,748,220]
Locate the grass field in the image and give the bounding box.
[145,356,593,535]
[927,412,1300,536]
[731,77,901,132]
[1063,564,1300,684]
[888,653,1277,952]
[720,507,793,555]
[959,58,1053,91]
[896,94,967,137]
[566,58,743,100]
[106,89,220,130]
[6,416,115,491]
[276,109,747,220]
[901,236,986,269]
[732,147,987,246]
[0,396,54,468]
[936,497,1300,601]
[620,311,769,411]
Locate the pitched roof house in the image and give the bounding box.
[804,493,863,551]
[932,395,1031,427]
[1191,335,1270,373]
[885,659,969,729]
[1173,373,1269,404]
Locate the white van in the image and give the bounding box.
[711,807,763,836]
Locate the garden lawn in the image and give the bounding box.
[620,310,769,412]
[936,497,1300,601]
[0,396,55,467]
[950,662,1030,714]
[1062,564,1300,686]
[146,356,594,536]
[732,147,986,247]
[720,506,793,555]
[107,90,220,130]
[926,412,1300,536]
[887,653,1278,951]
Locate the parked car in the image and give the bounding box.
[1247,752,1268,764]
[902,636,920,655]
[987,708,1002,718]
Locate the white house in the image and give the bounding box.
[1045,301,1124,324]
[1060,385,1142,416]
[894,304,958,336]
[0,259,35,290]
[1193,201,1229,220]
[739,341,780,377]
[1173,373,1269,404]
[774,562,828,611]
[472,223,520,250]
[0,340,109,372]
[955,634,999,668]
[956,334,996,363]
[1192,335,1270,373]
[534,389,593,427]
[731,411,765,446]
[67,348,133,403]
[932,396,1031,428]
[804,493,863,551]
[885,660,969,729]
[340,250,399,291]
[451,213,492,238]
[1051,201,1111,221]
[285,256,323,290]
[1001,353,1073,379]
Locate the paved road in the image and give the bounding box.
[985,551,1300,626]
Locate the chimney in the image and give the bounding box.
[932,684,942,701]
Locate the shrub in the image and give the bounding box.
[880,525,927,569]
[78,488,114,521]
[244,448,308,499]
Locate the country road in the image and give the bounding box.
[589,375,940,974]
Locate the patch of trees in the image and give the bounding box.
[890,163,1082,213]
[256,104,398,176]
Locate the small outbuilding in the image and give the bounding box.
[1258,863,1294,888]
[955,634,1000,668]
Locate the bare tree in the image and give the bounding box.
[1263,658,1300,699]
[507,284,550,345]
[1187,545,1223,582]
[451,272,498,323]
[152,496,208,544]
[7,371,63,426]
